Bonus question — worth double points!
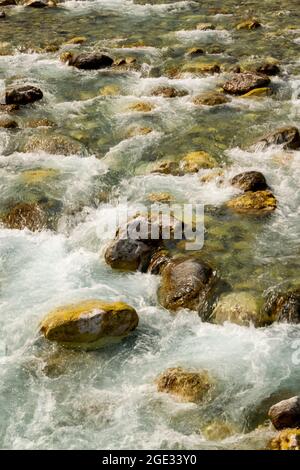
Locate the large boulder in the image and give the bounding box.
[61,52,114,70]
[251,126,300,151]
[226,190,276,214]
[268,397,300,430]
[231,171,268,192]
[213,292,262,326]
[263,288,300,324]
[222,73,270,95]
[156,367,214,403]
[158,257,218,315]
[40,300,139,350]
[269,429,300,450]
[5,85,43,105]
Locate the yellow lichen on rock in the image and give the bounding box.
[147,192,173,203]
[269,429,300,450]
[127,102,154,113]
[40,300,139,350]
[226,190,277,213]
[156,367,214,403]
[241,87,272,98]
[181,151,217,172]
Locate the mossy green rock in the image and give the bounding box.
[40,300,139,350]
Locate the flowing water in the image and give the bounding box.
[0,0,300,449]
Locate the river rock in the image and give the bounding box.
[193,91,230,106]
[61,52,114,70]
[156,367,214,403]
[158,257,218,314]
[263,288,300,324]
[222,73,270,95]
[147,249,171,275]
[183,62,220,74]
[197,23,215,31]
[151,86,188,98]
[231,171,268,192]
[0,0,15,5]
[241,87,272,98]
[270,429,300,450]
[256,63,280,76]
[0,117,18,129]
[236,19,261,30]
[187,47,204,56]
[0,104,19,113]
[23,0,49,7]
[128,102,154,112]
[64,36,87,45]
[1,202,47,231]
[226,190,277,213]
[251,126,300,151]
[180,151,217,173]
[213,292,261,326]
[40,300,139,350]
[151,161,179,175]
[5,85,43,105]
[0,10,5,17]
[23,134,83,155]
[268,396,300,430]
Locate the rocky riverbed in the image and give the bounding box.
[0,0,300,450]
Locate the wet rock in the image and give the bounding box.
[64,36,87,45]
[127,102,154,112]
[0,104,19,113]
[213,292,261,326]
[40,300,139,350]
[0,0,15,5]
[147,192,173,203]
[269,397,300,430]
[158,257,218,314]
[193,91,230,106]
[180,151,217,173]
[104,215,181,272]
[24,0,49,7]
[183,62,220,74]
[241,87,272,98]
[127,126,152,138]
[263,288,300,324]
[23,134,83,155]
[1,202,47,231]
[151,161,179,175]
[251,126,300,151]
[147,249,171,275]
[269,429,300,450]
[151,86,187,98]
[256,63,280,76]
[0,117,18,129]
[5,85,43,106]
[197,23,215,31]
[0,10,5,17]
[156,367,214,403]
[236,19,261,30]
[231,171,268,192]
[222,73,270,95]
[226,190,277,214]
[61,52,114,70]
[187,47,204,56]
[203,420,237,441]
[25,118,54,128]
[99,85,120,96]
[20,168,59,185]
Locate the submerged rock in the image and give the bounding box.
[158,257,218,314]
[151,161,179,175]
[23,134,83,155]
[64,36,87,45]
[5,85,43,105]
[213,292,261,326]
[61,52,114,70]
[0,10,5,17]
[203,420,237,441]
[40,300,139,350]
[263,288,300,324]
[0,117,18,129]
[1,202,47,231]
[180,151,217,173]
[222,73,270,95]
[193,91,229,106]
[0,104,19,113]
[127,102,154,113]
[156,367,214,403]
[151,86,187,98]
[183,62,220,75]
[0,0,15,5]
[231,171,268,192]
[187,47,204,56]
[196,23,215,31]
[269,397,300,430]
[256,63,280,76]
[226,190,277,214]
[251,126,300,151]
[20,168,59,185]
[269,429,300,450]
[236,19,261,30]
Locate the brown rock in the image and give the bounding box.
[62,52,114,70]
[263,288,300,324]
[256,63,280,76]
[226,190,277,213]
[222,73,270,95]
[1,203,47,231]
[231,171,268,192]
[5,85,43,105]
[251,126,300,151]
[197,23,215,31]
[269,397,300,430]
[156,367,214,403]
[193,91,229,106]
[236,19,261,30]
[0,117,18,129]
[151,86,188,98]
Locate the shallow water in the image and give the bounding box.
[0,0,300,449]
